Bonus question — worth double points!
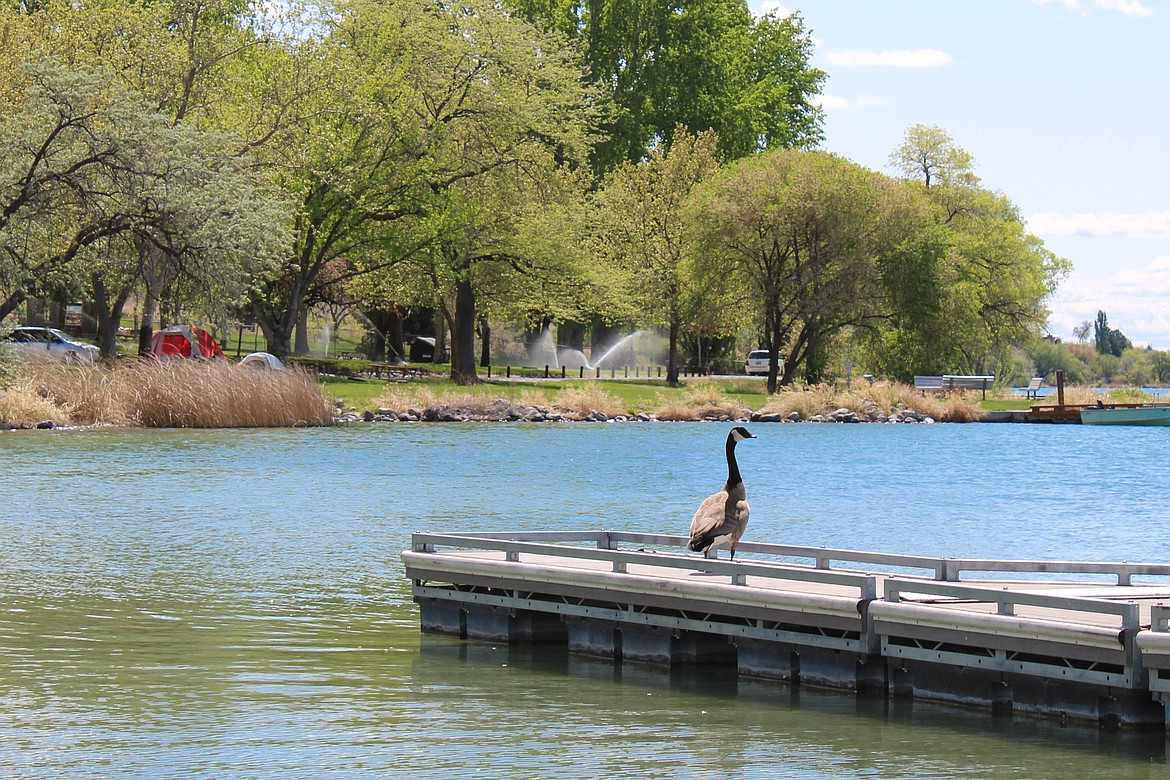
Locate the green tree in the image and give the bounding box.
[590,128,721,384]
[873,125,1068,377]
[0,61,287,358]
[537,1,824,172]
[688,149,908,391]
[301,0,594,379]
[16,0,297,351]
[890,123,977,191]
[1093,310,1131,357]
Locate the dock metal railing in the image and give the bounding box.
[883,577,1142,630]
[411,531,876,596]
[413,530,1170,587]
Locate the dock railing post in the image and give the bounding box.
[938,559,960,581]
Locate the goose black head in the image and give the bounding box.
[730,426,755,442]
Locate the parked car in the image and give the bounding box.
[3,326,99,363]
[744,349,782,376]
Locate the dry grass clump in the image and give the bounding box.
[758,384,838,420]
[654,379,750,421]
[11,361,334,428]
[0,379,71,427]
[129,361,334,427]
[548,384,627,418]
[758,382,981,422]
[373,384,501,414]
[914,393,981,423]
[26,364,130,425]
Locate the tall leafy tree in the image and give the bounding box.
[247,0,593,363]
[877,125,1069,377]
[688,150,910,391]
[0,61,287,357]
[13,0,298,350]
[590,128,721,384]
[519,1,824,172]
[1093,310,1131,357]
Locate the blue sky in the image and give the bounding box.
[752,0,1170,348]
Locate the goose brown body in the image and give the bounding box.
[688,426,755,560]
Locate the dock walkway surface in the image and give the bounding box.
[402,531,1170,730]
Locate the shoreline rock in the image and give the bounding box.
[340,399,949,425]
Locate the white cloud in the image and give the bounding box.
[1032,0,1154,17]
[1026,210,1170,238]
[813,94,887,111]
[825,49,952,68]
[1050,258,1170,347]
[753,1,791,17]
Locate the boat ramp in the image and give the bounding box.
[403,531,1170,730]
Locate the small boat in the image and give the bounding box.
[1080,405,1170,426]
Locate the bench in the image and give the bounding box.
[944,375,994,399]
[913,375,995,399]
[913,375,944,391]
[1025,377,1044,399]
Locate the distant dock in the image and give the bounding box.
[404,531,1170,729]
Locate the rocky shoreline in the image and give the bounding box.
[338,398,943,425]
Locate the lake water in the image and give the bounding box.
[5,422,1170,778]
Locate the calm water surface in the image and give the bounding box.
[4,422,1170,778]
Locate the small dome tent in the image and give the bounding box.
[150,324,225,360]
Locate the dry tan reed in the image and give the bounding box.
[373,384,504,414]
[653,379,751,421]
[0,379,71,427]
[130,361,334,427]
[758,382,981,422]
[7,361,334,428]
[548,384,627,417]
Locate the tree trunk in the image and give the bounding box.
[255,300,297,361]
[477,315,491,368]
[767,317,783,395]
[0,290,26,323]
[385,305,404,362]
[91,274,132,360]
[138,277,163,356]
[667,318,680,385]
[450,275,478,384]
[432,308,449,364]
[294,306,311,355]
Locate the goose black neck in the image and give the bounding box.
[725,432,743,488]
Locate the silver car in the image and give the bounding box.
[4,326,100,363]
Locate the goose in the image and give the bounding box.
[688,426,756,561]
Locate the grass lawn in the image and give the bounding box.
[319,371,772,414]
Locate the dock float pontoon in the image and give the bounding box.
[403,531,1170,729]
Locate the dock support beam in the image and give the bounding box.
[736,638,886,691]
[420,600,567,644]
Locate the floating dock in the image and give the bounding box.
[403,531,1170,729]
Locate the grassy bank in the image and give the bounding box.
[358,377,984,422]
[6,359,1162,430]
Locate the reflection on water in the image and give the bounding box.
[4,424,1170,777]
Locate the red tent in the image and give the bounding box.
[150,324,225,360]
